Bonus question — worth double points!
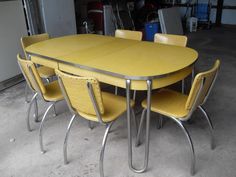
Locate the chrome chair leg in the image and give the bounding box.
[34,98,39,122]
[182,79,185,94]
[26,93,38,132]
[157,114,163,129]
[133,90,136,101]
[53,104,57,117]
[24,83,30,103]
[39,102,56,153]
[115,86,118,95]
[63,114,77,164]
[99,122,114,177]
[131,108,138,135]
[88,120,94,130]
[191,67,195,84]
[171,117,196,176]
[46,78,50,83]
[198,106,215,149]
[135,108,147,147]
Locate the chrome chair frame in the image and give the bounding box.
[18,58,59,154]
[18,60,40,131]
[135,68,219,175]
[57,75,137,177]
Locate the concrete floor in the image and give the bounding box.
[0,26,236,177]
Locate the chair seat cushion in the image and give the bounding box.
[37,66,55,78]
[44,81,64,102]
[142,88,189,118]
[78,92,135,123]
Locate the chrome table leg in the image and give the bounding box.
[126,79,152,173]
[135,108,147,146]
[115,86,118,95]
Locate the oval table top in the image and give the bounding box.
[26,34,198,81]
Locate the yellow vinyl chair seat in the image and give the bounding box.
[37,66,55,78]
[44,81,64,102]
[78,92,135,122]
[142,88,189,118]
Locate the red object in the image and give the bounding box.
[87,2,104,33]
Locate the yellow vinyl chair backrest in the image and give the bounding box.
[154,33,188,47]
[56,70,105,116]
[17,54,46,94]
[115,29,142,41]
[21,33,49,58]
[185,60,220,110]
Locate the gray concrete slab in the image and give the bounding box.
[0,26,236,177]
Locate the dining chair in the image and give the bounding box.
[154,33,188,47]
[56,69,136,177]
[17,55,64,153]
[154,33,189,94]
[21,33,55,103]
[115,29,142,99]
[115,29,142,41]
[136,60,220,175]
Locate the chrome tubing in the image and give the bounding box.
[46,78,50,83]
[198,106,215,149]
[170,117,195,175]
[52,104,57,117]
[135,108,147,147]
[63,114,76,164]
[34,97,39,122]
[24,83,30,103]
[182,79,185,94]
[99,122,114,177]
[88,120,94,130]
[157,114,163,129]
[133,90,136,101]
[131,108,138,136]
[26,92,38,131]
[39,102,56,153]
[115,86,118,95]
[126,79,152,173]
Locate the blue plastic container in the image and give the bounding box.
[145,22,159,41]
[195,3,209,21]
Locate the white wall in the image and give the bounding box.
[0,0,28,82]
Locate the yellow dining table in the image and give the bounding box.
[26,34,198,173]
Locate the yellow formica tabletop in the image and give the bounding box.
[26,34,198,90]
